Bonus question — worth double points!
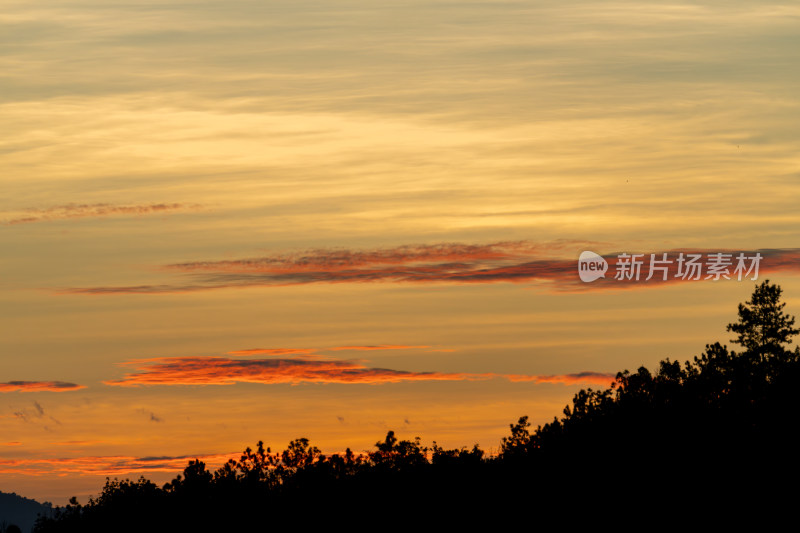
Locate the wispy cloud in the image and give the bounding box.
[168,241,555,273]
[1,203,198,225]
[104,356,487,387]
[0,381,86,393]
[506,372,616,387]
[12,401,63,431]
[0,452,239,477]
[61,242,800,295]
[103,351,611,388]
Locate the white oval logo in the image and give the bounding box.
[578,251,608,282]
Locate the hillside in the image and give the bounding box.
[0,492,51,533]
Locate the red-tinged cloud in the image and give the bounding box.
[61,240,586,294]
[60,242,800,294]
[104,356,484,386]
[0,452,239,477]
[102,352,612,389]
[2,202,197,225]
[167,241,570,273]
[2,442,22,446]
[505,372,617,387]
[0,381,86,393]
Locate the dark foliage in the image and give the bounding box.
[0,491,51,533]
[33,281,800,531]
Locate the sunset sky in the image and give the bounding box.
[2,0,800,504]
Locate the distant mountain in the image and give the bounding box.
[0,491,52,533]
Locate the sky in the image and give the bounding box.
[2,0,800,504]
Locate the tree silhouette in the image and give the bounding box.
[498,416,530,460]
[369,431,427,471]
[281,437,321,469]
[727,279,800,357]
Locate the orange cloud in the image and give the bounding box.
[0,381,86,393]
[0,452,239,477]
[2,202,197,225]
[104,356,484,386]
[61,242,799,295]
[505,372,616,387]
[102,351,613,390]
